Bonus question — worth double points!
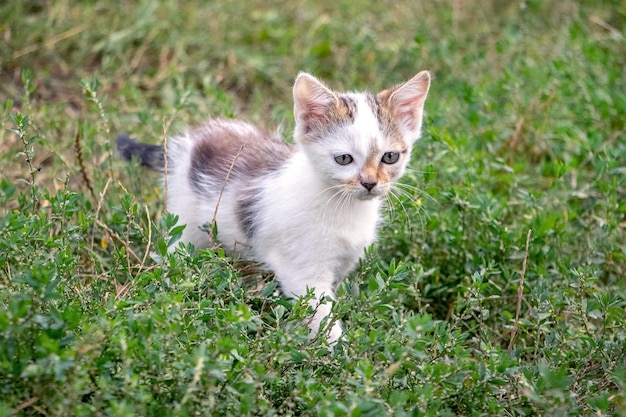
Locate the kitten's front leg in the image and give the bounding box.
[276,272,343,344]
[304,287,343,344]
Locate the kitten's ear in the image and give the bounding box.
[293,72,338,137]
[380,70,431,140]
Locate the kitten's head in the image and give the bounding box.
[293,71,430,201]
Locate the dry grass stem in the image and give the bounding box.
[10,25,87,61]
[508,229,532,352]
[209,141,249,245]
[73,128,95,200]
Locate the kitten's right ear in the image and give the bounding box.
[293,72,338,137]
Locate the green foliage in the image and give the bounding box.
[1,0,625,415]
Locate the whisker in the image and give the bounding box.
[395,182,441,207]
[386,189,424,243]
[332,188,352,219]
[387,184,431,234]
[320,187,347,221]
[403,167,432,175]
[311,183,344,202]
[386,189,405,221]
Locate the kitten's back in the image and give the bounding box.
[184,119,294,183]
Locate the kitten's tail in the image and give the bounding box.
[116,135,165,171]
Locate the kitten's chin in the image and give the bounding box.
[355,190,386,201]
[358,195,380,202]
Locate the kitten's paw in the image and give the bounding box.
[306,316,343,345]
[326,321,344,346]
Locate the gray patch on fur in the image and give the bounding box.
[237,186,262,239]
[365,93,383,126]
[188,120,294,196]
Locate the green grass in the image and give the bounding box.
[1,1,625,415]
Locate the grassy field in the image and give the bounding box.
[1,0,625,415]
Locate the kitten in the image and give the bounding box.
[117,71,431,343]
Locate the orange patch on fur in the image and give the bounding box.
[361,157,379,184]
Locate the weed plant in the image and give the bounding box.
[1,1,625,415]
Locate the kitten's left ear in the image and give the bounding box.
[293,72,339,138]
[380,70,431,140]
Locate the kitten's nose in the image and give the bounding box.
[361,181,377,191]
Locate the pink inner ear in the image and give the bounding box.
[304,101,330,122]
[298,100,329,134]
[395,95,424,130]
[294,73,338,133]
[384,71,430,132]
[392,90,428,130]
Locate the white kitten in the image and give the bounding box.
[117,71,431,343]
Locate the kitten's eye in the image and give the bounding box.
[381,152,400,164]
[334,154,353,165]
